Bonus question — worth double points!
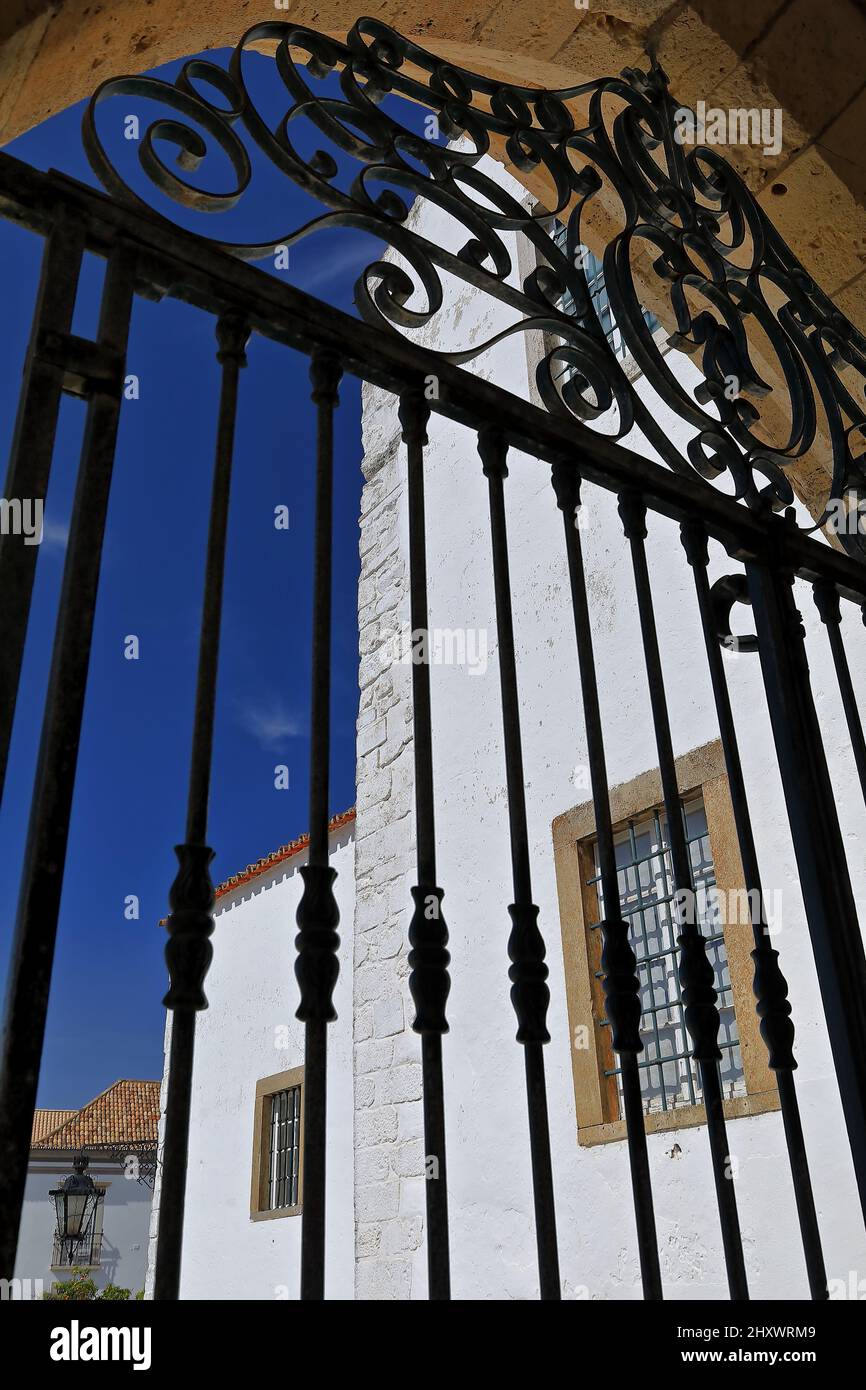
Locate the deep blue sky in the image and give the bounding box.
[0,50,433,1108]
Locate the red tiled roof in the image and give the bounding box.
[32,1080,160,1150]
[214,807,355,901]
[31,1109,76,1144]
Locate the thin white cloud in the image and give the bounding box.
[298,236,382,292]
[236,694,301,749]
[41,518,69,551]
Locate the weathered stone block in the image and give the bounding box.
[355,1223,381,1258]
[391,1138,426,1178]
[355,1076,375,1109]
[375,923,405,961]
[757,145,866,291]
[356,1146,391,1185]
[355,1106,398,1148]
[356,961,400,1007]
[750,0,866,139]
[375,1063,423,1106]
[477,0,581,60]
[354,1257,412,1301]
[396,1100,425,1143]
[357,718,387,759]
[379,1215,424,1256]
[355,1180,400,1223]
[373,995,405,1038]
[355,1035,395,1075]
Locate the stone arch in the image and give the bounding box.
[2,1,865,520]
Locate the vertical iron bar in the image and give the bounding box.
[0,210,86,806]
[276,1092,284,1208]
[479,428,560,1301]
[681,522,827,1300]
[155,1012,196,1297]
[295,349,342,1301]
[813,581,866,808]
[268,1097,275,1209]
[154,310,249,1300]
[618,490,749,1300]
[398,389,451,1301]
[746,552,866,1228]
[0,244,135,1279]
[552,464,662,1300]
[291,1086,299,1207]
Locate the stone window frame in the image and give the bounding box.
[249,1066,304,1221]
[552,739,781,1147]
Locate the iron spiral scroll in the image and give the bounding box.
[83,16,866,553]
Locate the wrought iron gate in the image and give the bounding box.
[1,18,866,1301]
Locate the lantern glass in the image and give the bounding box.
[64,1190,94,1239]
[49,1154,97,1243]
[51,1191,65,1233]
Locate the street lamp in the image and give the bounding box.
[49,1152,98,1261]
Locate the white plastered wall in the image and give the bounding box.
[352,152,866,1300]
[145,822,355,1300]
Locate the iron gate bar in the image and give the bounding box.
[0,243,135,1280]
[3,139,866,1296]
[0,209,86,809]
[551,462,663,1301]
[478,428,560,1301]
[813,581,866,809]
[154,310,249,1300]
[680,522,827,1300]
[1,156,865,609]
[399,389,452,1301]
[746,559,866,1230]
[294,348,343,1302]
[618,490,749,1300]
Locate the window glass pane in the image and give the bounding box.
[588,796,747,1116]
[267,1085,301,1211]
[549,223,659,381]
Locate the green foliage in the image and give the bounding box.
[42,1269,99,1301]
[42,1267,140,1301]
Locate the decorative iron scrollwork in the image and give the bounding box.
[708,571,759,654]
[84,18,866,551]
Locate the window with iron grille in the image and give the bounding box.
[588,797,746,1115]
[267,1086,301,1211]
[250,1067,303,1219]
[550,224,659,367]
[551,742,781,1146]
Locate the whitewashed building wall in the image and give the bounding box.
[351,154,866,1299]
[146,823,355,1300]
[151,152,866,1301]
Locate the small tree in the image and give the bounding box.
[42,1267,138,1301]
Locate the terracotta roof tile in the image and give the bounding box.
[214,807,355,901]
[156,810,357,927]
[31,1109,77,1144]
[32,1080,160,1150]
